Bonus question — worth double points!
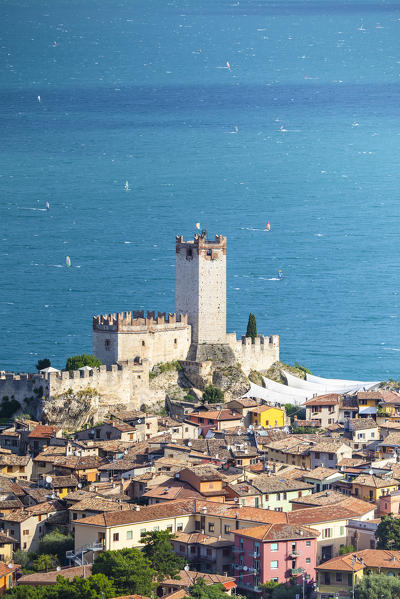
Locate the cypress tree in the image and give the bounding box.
[246,313,257,342]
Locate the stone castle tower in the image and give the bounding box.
[175,232,227,345]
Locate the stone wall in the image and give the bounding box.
[176,233,227,344]
[226,333,280,375]
[180,360,212,390]
[0,373,49,419]
[0,359,150,424]
[93,311,191,367]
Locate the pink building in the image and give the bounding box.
[233,523,319,594]
[378,490,400,515]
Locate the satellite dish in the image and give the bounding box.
[56,566,61,572]
[188,442,192,447]
[234,497,239,503]
[45,476,52,484]
[77,483,82,489]
[243,566,248,571]
[137,419,142,424]
[369,469,374,476]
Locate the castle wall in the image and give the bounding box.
[93,312,191,368]
[226,334,280,375]
[176,234,226,344]
[46,360,149,414]
[0,374,49,418]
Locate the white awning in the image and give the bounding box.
[242,382,304,406]
[358,406,377,415]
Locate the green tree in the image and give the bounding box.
[140,529,185,582]
[339,544,355,555]
[36,359,51,371]
[246,313,257,342]
[294,362,312,376]
[355,572,400,599]
[33,554,58,572]
[376,514,400,550]
[13,549,33,570]
[271,583,302,599]
[284,403,306,423]
[38,531,74,565]
[6,574,115,599]
[92,548,155,595]
[202,384,224,404]
[65,354,102,372]
[189,580,227,599]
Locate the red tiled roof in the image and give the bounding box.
[28,425,60,439]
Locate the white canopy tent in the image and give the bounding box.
[262,377,312,401]
[283,370,380,395]
[243,382,305,406]
[306,372,380,390]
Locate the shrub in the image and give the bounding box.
[202,385,224,404]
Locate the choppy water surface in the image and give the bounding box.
[0,0,399,378]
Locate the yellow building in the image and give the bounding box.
[316,549,400,599]
[249,405,285,429]
[351,473,398,504]
[0,562,19,595]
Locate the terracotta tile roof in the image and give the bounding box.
[98,459,141,471]
[162,570,236,589]
[304,394,341,406]
[188,410,242,421]
[18,565,92,585]
[316,549,400,572]
[351,474,398,488]
[50,475,78,488]
[287,497,375,525]
[251,474,314,494]
[28,425,60,439]
[75,500,197,527]
[358,391,400,403]
[249,405,282,414]
[229,398,258,408]
[0,532,18,544]
[75,498,289,528]
[173,532,233,547]
[337,458,367,467]
[0,562,19,577]
[290,489,346,507]
[142,481,202,501]
[69,497,130,514]
[309,440,350,453]
[348,418,378,430]
[182,465,223,481]
[233,523,320,541]
[379,433,400,447]
[50,455,104,470]
[303,467,341,481]
[0,455,30,466]
[0,499,24,510]
[104,419,136,433]
[228,482,260,497]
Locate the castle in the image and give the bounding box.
[92,232,279,373]
[0,233,279,422]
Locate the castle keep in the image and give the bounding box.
[0,232,279,423]
[92,232,279,374]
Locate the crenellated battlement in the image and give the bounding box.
[176,232,227,256]
[239,334,280,348]
[0,372,44,382]
[93,311,189,332]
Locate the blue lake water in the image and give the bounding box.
[1,0,399,379]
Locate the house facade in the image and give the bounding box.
[233,523,319,594]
